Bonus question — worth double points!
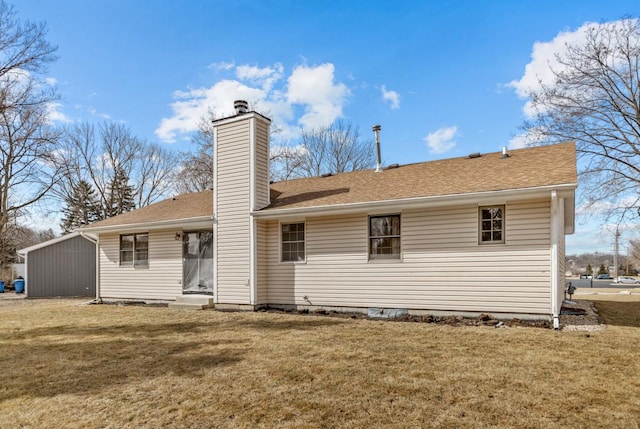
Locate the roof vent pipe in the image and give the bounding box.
[501,147,510,158]
[372,124,382,172]
[234,100,249,115]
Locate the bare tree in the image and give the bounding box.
[133,142,178,207]
[0,0,59,264]
[629,239,640,269]
[270,144,304,181]
[0,220,54,280]
[177,114,374,186]
[175,115,214,193]
[284,120,375,179]
[521,18,640,223]
[55,121,178,220]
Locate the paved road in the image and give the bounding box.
[568,278,640,289]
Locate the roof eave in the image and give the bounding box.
[17,231,97,255]
[252,183,577,220]
[79,216,214,234]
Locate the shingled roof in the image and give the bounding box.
[264,142,576,211]
[83,190,213,229]
[82,143,576,229]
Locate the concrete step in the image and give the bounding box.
[168,294,214,310]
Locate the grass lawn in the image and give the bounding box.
[1,296,640,428]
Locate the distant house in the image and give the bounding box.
[81,101,577,328]
[18,232,97,297]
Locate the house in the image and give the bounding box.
[17,232,97,297]
[81,100,577,328]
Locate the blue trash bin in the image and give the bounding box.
[14,279,24,294]
[0,280,4,293]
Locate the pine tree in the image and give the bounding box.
[597,263,608,276]
[60,180,101,233]
[107,168,136,217]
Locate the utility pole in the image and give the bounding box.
[613,227,620,281]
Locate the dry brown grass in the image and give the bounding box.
[1,296,639,428]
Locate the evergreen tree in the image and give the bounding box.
[107,168,136,217]
[586,264,593,276]
[597,263,608,276]
[60,180,101,233]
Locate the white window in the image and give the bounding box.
[120,233,149,266]
[281,223,305,262]
[479,206,505,244]
[369,215,401,259]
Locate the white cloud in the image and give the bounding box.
[287,63,349,130]
[508,126,546,149]
[88,106,111,120]
[46,102,72,124]
[577,195,640,217]
[509,21,607,118]
[207,61,235,71]
[381,85,400,109]
[236,63,284,93]
[425,126,458,154]
[156,62,350,142]
[236,63,283,81]
[156,79,266,142]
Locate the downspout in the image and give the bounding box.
[79,231,100,303]
[212,126,219,305]
[550,191,560,330]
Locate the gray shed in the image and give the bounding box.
[18,232,96,297]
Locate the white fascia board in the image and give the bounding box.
[213,111,271,128]
[78,232,98,244]
[564,194,576,235]
[252,183,577,220]
[79,216,214,234]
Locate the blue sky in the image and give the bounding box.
[12,0,640,254]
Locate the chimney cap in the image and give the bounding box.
[372,124,381,132]
[234,100,249,114]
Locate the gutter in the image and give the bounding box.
[253,183,577,220]
[80,216,214,234]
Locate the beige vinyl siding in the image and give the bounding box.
[256,219,268,304]
[215,120,251,304]
[254,119,270,210]
[266,199,553,315]
[99,230,181,300]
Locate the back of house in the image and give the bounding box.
[81,101,577,327]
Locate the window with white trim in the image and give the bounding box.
[479,206,504,244]
[120,233,149,266]
[369,215,401,259]
[281,222,305,262]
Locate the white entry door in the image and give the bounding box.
[183,231,213,294]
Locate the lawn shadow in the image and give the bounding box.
[0,321,222,342]
[592,300,640,327]
[0,313,347,401]
[0,335,246,401]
